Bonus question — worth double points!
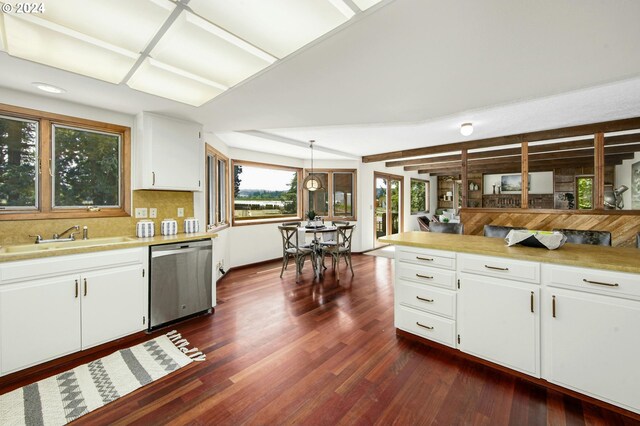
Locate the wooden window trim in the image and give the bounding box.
[302,168,358,221]
[205,144,230,229]
[373,172,405,243]
[0,103,131,220]
[410,177,430,215]
[231,159,302,226]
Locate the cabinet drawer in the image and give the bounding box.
[397,281,456,319]
[459,253,540,284]
[397,263,457,290]
[397,246,455,270]
[545,264,640,300]
[395,305,456,348]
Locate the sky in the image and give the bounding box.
[237,165,295,191]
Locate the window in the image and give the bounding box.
[205,145,229,229]
[0,114,38,210]
[0,104,130,219]
[304,169,357,220]
[576,176,594,210]
[410,178,429,214]
[232,160,301,224]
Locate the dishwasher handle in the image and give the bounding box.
[151,246,210,258]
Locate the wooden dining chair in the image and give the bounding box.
[278,225,315,282]
[322,224,355,282]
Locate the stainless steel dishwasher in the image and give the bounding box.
[149,239,212,330]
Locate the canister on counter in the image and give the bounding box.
[161,218,178,236]
[136,220,155,238]
[184,217,199,233]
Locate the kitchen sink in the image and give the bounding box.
[0,236,138,254]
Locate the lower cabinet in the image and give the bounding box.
[542,287,640,413]
[0,275,82,374]
[0,248,147,376]
[458,274,540,377]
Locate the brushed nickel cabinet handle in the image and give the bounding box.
[485,264,509,271]
[530,291,534,313]
[416,256,434,261]
[552,295,556,318]
[416,322,434,330]
[75,279,78,298]
[416,273,433,280]
[416,296,434,303]
[582,278,619,287]
[84,278,87,296]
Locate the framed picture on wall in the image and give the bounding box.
[501,174,532,193]
[632,161,640,209]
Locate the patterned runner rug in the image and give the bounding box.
[0,330,205,426]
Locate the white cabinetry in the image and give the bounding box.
[394,246,457,348]
[542,265,640,414]
[0,248,147,376]
[458,254,540,377]
[135,112,203,191]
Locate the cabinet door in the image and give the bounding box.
[81,265,145,349]
[543,288,640,413]
[148,114,202,191]
[458,274,540,377]
[0,276,81,374]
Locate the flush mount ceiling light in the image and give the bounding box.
[460,122,474,136]
[32,82,66,94]
[302,140,324,192]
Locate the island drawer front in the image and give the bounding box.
[397,281,456,319]
[459,253,540,284]
[396,305,456,348]
[546,264,640,300]
[397,246,455,270]
[397,263,457,290]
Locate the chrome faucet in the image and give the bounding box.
[53,225,80,240]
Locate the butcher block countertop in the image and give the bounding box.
[379,232,640,274]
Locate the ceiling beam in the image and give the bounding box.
[364,117,640,163]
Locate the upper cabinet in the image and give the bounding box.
[135,112,203,191]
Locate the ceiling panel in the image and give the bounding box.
[127,58,225,107]
[3,0,174,52]
[151,11,273,88]
[188,0,351,58]
[3,14,137,84]
[352,0,383,11]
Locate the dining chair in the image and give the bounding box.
[278,225,315,282]
[552,228,612,246]
[483,225,526,238]
[322,224,355,282]
[429,223,464,234]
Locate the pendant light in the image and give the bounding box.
[303,140,324,192]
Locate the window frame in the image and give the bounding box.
[231,159,302,226]
[303,168,357,221]
[205,144,230,231]
[410,177,430,215]
[0,103,131,220]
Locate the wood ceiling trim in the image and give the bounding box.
[365,116,640,164]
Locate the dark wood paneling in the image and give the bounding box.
[461,210,640,247]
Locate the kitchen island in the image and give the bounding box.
[380,232,640,416]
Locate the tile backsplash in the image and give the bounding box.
[0,190,194,246]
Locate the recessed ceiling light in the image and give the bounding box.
[460,122,473,136]
[32,82,66,94]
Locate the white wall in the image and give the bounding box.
[483,172,553,194]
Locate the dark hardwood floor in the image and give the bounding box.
[2,254,639,425]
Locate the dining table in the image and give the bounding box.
[300,225,337,279]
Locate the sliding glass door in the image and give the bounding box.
[374,173,403,247]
